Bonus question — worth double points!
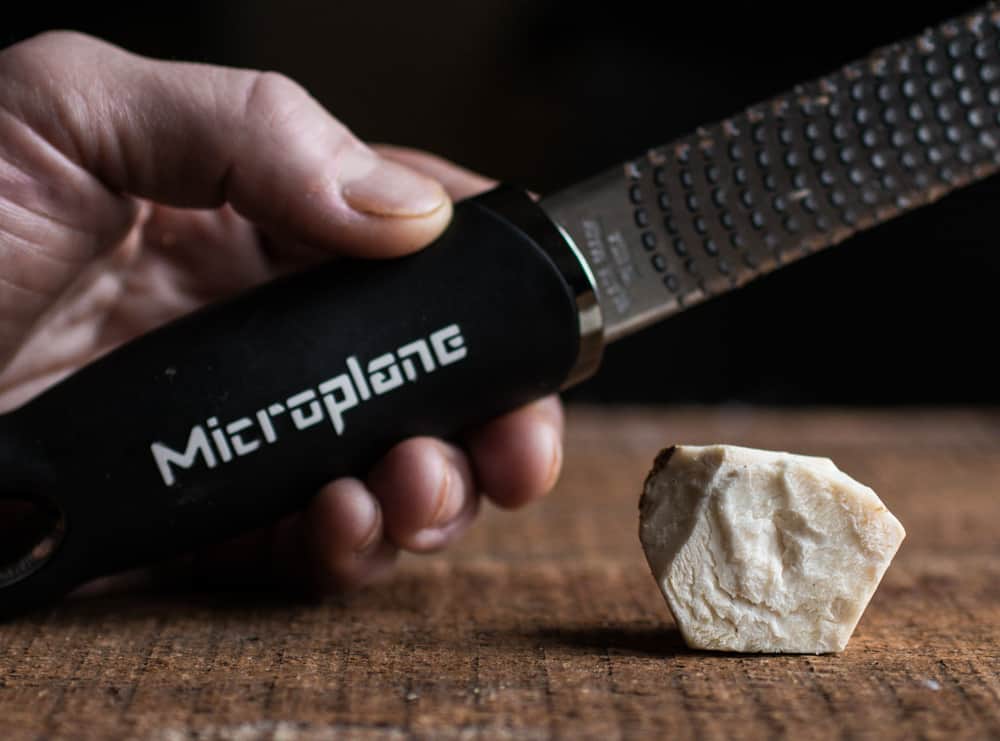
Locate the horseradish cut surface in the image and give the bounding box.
[639,445,905,654]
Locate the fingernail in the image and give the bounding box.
[542,423,563,493]
[355,493,383,554]
[340,150,447,217]
[429,447,463,529]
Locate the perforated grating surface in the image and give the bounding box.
[545,4,1000,341]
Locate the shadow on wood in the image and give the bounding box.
[534,625,689,658]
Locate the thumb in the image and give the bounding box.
[0,31,451,258]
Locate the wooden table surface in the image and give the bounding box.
[1,407,998,740]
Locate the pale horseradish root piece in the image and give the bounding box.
[639,445,905,654]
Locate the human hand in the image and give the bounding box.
[0,32,563,595]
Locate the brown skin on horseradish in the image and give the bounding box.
[639,445,905,654]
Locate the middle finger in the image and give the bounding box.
[366,436,480,553]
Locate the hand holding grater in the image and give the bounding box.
[2,6,1000,615]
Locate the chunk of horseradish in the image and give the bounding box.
[639,445,905,654]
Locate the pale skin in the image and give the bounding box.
[0,32,564,595]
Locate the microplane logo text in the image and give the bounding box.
[150,324,467,487]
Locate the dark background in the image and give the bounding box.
[3,1,995,404]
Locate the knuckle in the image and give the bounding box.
[0,32,114,124]
[237,69,352,146]
[24,29,97,48]
[0,31,96,76]
[240,70,310,126]
[250,70,305,100]
[0,40,42,81]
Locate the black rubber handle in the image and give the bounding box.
[0,187,584,616]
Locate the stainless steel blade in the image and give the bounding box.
[542,5,1000,343]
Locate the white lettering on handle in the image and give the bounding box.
[150,324,469,487]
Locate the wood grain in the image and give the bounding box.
[1,407,998,740]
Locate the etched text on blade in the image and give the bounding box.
[541,5,1000,343]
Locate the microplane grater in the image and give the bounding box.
[2,5,999,615]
